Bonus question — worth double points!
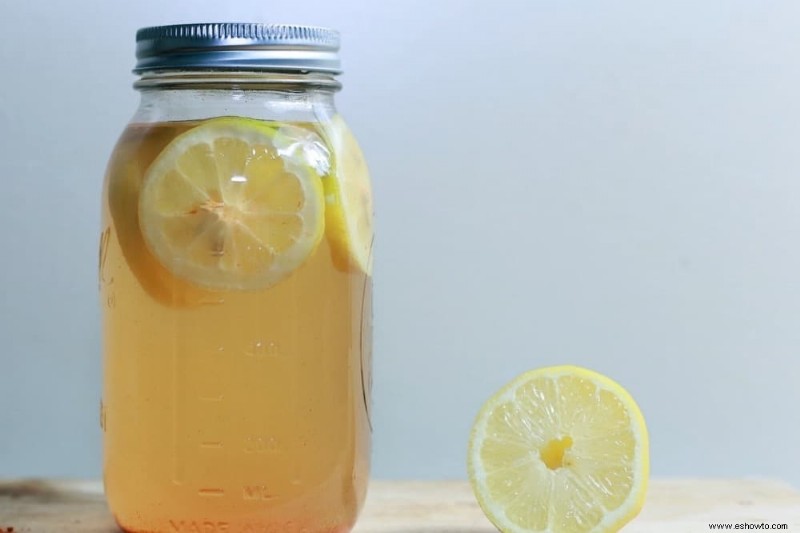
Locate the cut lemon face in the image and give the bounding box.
[323,115,374,275]
[468,366,649,533]
[139,117,326,291]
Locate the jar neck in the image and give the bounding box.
[132,71,339,124]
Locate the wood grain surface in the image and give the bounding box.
[1,479,799,532]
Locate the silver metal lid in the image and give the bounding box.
[134,23,341,74]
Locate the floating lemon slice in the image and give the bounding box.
[323,115,374,275]
[468,366,649,533]
[139,117,325,291]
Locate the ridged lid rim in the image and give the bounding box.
[134,23,342,74]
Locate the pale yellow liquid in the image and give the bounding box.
[101,120,372,533]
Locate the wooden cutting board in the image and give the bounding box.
[1,479,799,532]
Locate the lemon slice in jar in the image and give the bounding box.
[323,115,374,275]
[139,117,326,291]
[468,366,649,533]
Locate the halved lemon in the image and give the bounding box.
[139,117,326,291]
[468,366,649,533]
[323,115,374,275]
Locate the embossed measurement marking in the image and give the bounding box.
[198,394,224,402]
[245,340,282,358]
[244,435,280,453]
[198,488,225,497]
[242,485,274,501]
[169,519,229,532]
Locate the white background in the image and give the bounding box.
[1,0,799,485]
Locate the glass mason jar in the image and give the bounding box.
[100,24,373,533]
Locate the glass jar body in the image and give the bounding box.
[100,78,373,533]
